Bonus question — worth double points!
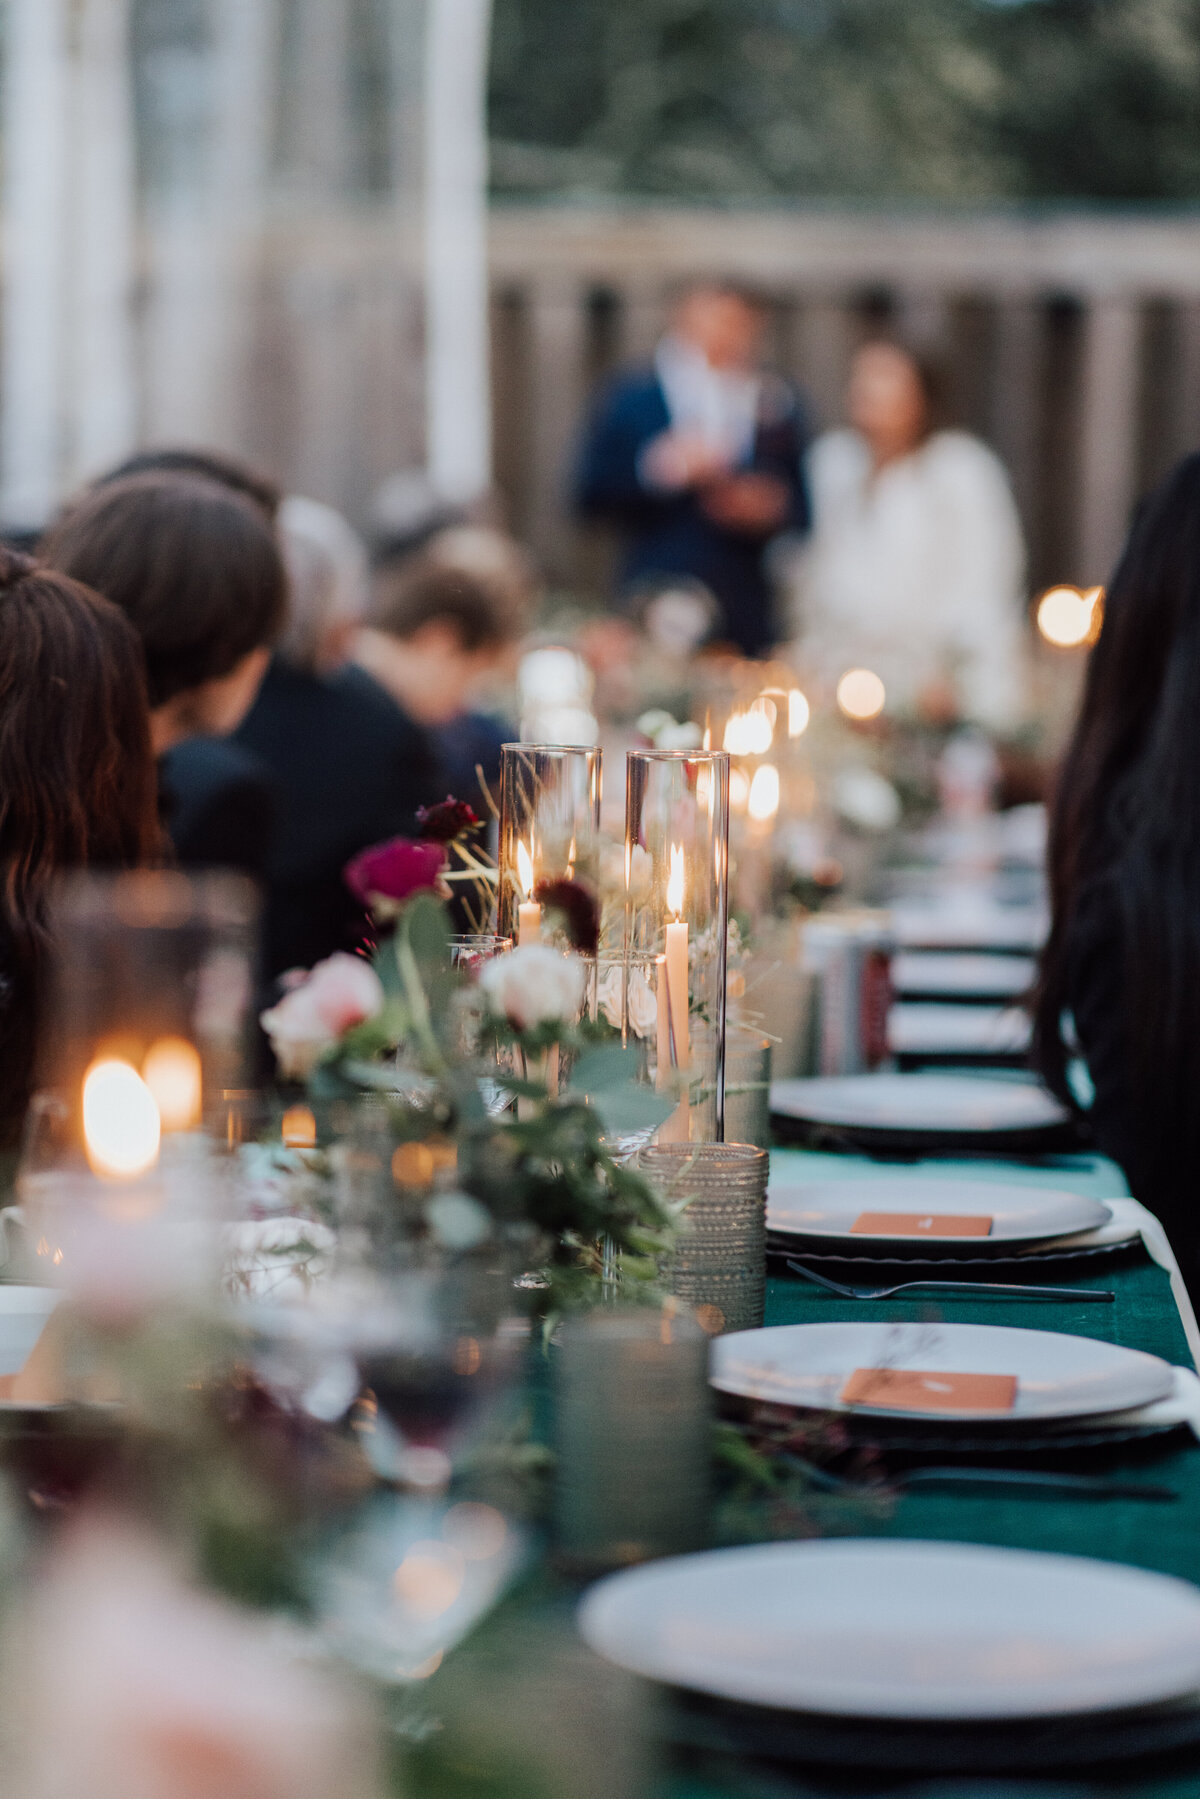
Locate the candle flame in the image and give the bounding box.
[142,1036,202,1133]
[787,689,810,738]
[666,844,686,919]
[82,1058,161,1181]
[748,763,781,823]
[516,839,534,898]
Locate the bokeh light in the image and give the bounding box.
[1037,584,1104,648]
[836,668,886,721]
[747,763,781,823]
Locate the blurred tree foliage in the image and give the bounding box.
[489,0,1200,202]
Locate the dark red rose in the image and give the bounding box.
[417,797,482,844]
[345,837,445,909]
[533,877,601,955]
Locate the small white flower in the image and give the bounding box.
[425,1190,493,1251]
[479,944,586,1031]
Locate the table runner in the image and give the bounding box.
[663,1148,1200,1798]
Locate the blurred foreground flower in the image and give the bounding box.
[532,877,601,955]
[417,797,482,844]
[260,954,384,1080]
[480,944,586,1032]
[344,837,445,917]
[7,1513,382,1799]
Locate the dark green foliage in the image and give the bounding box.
[489,0,1200,202]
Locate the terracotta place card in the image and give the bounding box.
[840,1367,1018,1414]
[850,1211,994,1239]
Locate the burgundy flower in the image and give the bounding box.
[416,796,482,844]
[533,877,601,955]
[345,836,445,909]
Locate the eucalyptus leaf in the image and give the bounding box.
[585,1081,675,1137]
[568,1044,640,1097]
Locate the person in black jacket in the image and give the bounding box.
[575,283,810,658]
[1033,452,1200,1296]
[236,496,444,979]
[41,472,286,881]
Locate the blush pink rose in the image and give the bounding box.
[260,953,383,1079]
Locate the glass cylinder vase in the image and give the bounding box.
[498,744,602,950]
[18,870,259,1307]
[625,749,730,1142]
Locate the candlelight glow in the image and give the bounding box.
[1037,584,1103,648]
[723,701,774,757]
[281,1104,318,1149]
[748,763,781,823]
[729,767,750,813]
[516,839,534,898]
[787,689,810,738]
[666,844,686,919]
[837,668,886,721]
[82,1058,161,1181]
[141,1037,202,1133]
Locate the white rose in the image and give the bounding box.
[596,965,623,1030]
[626,968,657,1040]
[655,721,703,752]
[480,945,586,1031]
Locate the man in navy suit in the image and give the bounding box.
[575,283,811,658]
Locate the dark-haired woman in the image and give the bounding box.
[0,550,160,1149]
[42,472,288,878]
[793,339,1028,732]
[1033,451,1200,1295]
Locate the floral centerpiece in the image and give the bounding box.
[259,803,676,1311]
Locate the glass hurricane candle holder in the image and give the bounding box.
[625,749,730,1142]
[18,870,259,1307]
[498,744,602,949]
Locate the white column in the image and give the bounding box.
[68,0,139,484]
[526,278,589,578]
[1,0,70,528]
[424,0,493,505]
[143,0,277,450]
[1077,296,1142,584]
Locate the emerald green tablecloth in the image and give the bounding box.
[664,1148,1200,1799]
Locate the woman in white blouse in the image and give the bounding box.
[792,340,1029,733]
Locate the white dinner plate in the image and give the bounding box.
[769,1073,1070,1139]
[891,901,1048,952]
[892,951,1037,999]
[578,1540,1200,1720]
[709,1320,1175,1422]
[888,1004,1032,1057]
[766,1178,1110,1249]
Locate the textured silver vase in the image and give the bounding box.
[640,1142,768,1334]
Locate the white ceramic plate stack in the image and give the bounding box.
[766,1176,1123,1267]
[579,1540,1200,1772]
[769,1071,1075,1154]
[708,1320,1176,1428]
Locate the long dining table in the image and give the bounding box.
[658,1143,1200,1799]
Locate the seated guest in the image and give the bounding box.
[0,551,159,1149]
[41,473,287,878]
[235,496,444,980]
[1033,452,1200,1295]
[355,548,523,806]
